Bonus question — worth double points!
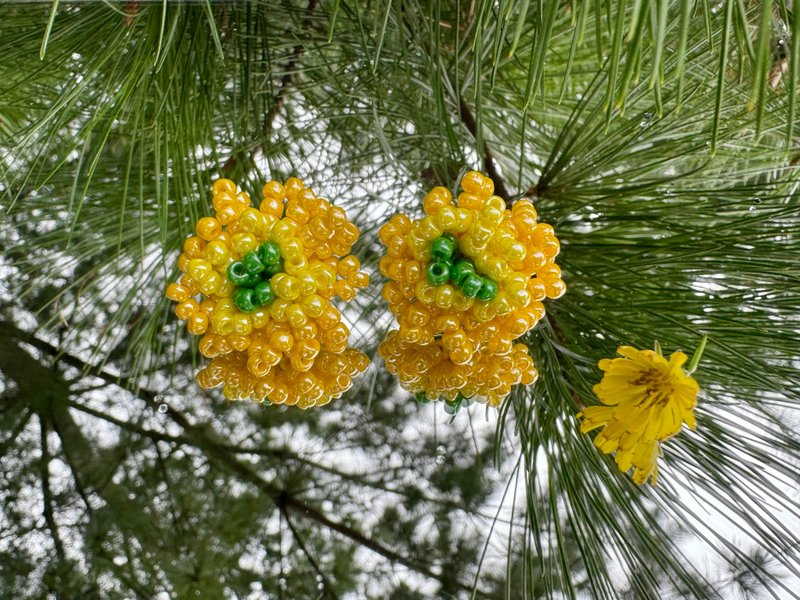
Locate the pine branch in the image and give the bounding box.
[221,0,320,174]
[459,97,512,205]
[39,417,67,563]
[2,321,487,595]
[281,507,339,600]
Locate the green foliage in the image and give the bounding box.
[2,1,800,598]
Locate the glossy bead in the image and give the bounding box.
[477,279,499,301]
[270,220,295,244]
[349,271,370,288]
[196,217,222,241]
[212,178,237,196]
[435,284,455,309]
[227,261,251,286]
[234,288,257,313]
[251,308,271,329]
[242,251,265,276]
[334,280,356,301]
[450,259,475,285]
[175,299,199,320]
[426,261,450,285]
[264,258,284,276]
[271,274,300,300]
[231,313,252,336]
[461,273,483,298]
[254,282,275,305]
[430,236,455,262]
[231,233,258,255]
[166,283,190,303]
[188,259,213,282]
[205,240,230,266]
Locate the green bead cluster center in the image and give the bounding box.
[425,234,498,301]
[227,241,283,312]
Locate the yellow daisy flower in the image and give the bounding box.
[578,346,700,485]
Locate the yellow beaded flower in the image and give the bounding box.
[578,346,700,485]
[377,171,565,411]
[166,178,370,408]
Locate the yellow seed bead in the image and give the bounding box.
[298,272,317,296]
[187,312,209,335]
[260,197,284,219]
[286,304,307,328]
[270,331,294,352]
[348,271,369,289]
[422,187,452,215]
[212,179,237,196]
[198,272,222,295]
[311,263,335,289]
[270,220,296,244]
[451,289,473,311]
[269,298,291,321]
[215,278,235,298]
[271,273,300,300]
[434,206,458,231]
[231,233,258,255]
[302,295,326,318]
[262,180,286,201]
[196,217,222,241]
[435,284,455,309]
[235,208,259,233]
[457,192,483,211]
[205,240,230,266]
[175,299,199,320]
[231,313,252,336]
[415,281,437,304]
[251,308,271,329]
[184,236,206,258]
[334,280,356,302]
[166,283,190,303]
[187,259,213,282]
[281,239,304,261]
[418,216,442,241]
[212,311,235,335]
[228,334,250,351]
[284,255,308,276]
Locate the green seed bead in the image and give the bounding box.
[258,241,282,265]
[233,287,257,312]
[227,261,251,285]
[254,281,276,305]
[242,251,265,276]
[461,273,483,298]
[431,236,457,261]
[264,258,284,276]
[442,233,459,259]
[426,261,450,285]
[477,278,499,301]
[450,259,476,285]
[443,397,461,415]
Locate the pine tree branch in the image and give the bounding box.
[3,321,486,594]
[459,97,512,205]
[39,416,66,564]
[281,507,339,600]
[221,0,320,174]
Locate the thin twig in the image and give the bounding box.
[281,505,339,600]
[39,417,66,562]
[459,97,512,205]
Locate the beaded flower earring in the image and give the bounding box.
[377,171,565,413]
[166,178,370,408]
